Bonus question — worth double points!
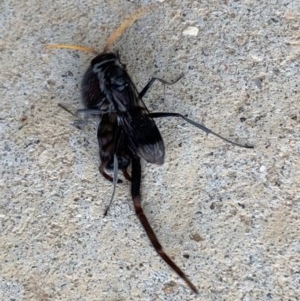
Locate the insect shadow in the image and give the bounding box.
[77,52,253,294]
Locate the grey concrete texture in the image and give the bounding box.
[1,0,299,300]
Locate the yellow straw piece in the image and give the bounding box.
[103,4,155,52]
[46,44,99,55]
[46,5,156,55]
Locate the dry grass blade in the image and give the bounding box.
[46,5,155,54]
[103,4,156,52]
[46,44,98,54]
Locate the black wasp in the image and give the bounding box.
[80,52,252,294]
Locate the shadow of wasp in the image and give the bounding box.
[79,52,253,294]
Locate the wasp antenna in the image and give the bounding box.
[46,44,99,55]
[103,4,156,52]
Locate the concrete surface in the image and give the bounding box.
[1,1,299,300]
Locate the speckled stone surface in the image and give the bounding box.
[1,1,299,301]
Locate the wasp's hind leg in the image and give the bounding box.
[99,160,123,183]
[131,156,198,293]
[149,112,253,149]
[122,168,132,181]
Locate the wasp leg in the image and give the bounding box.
[104,154,119,216]
[131,156,198,294]
[149,112,253,149]
[122,168,132,181]
[139,75,183,99]
[99,161,123,183]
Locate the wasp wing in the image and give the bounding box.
[127,79,165,165]
[130,107,165,165]
[93,59,165,165]
[109,79,165,165]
